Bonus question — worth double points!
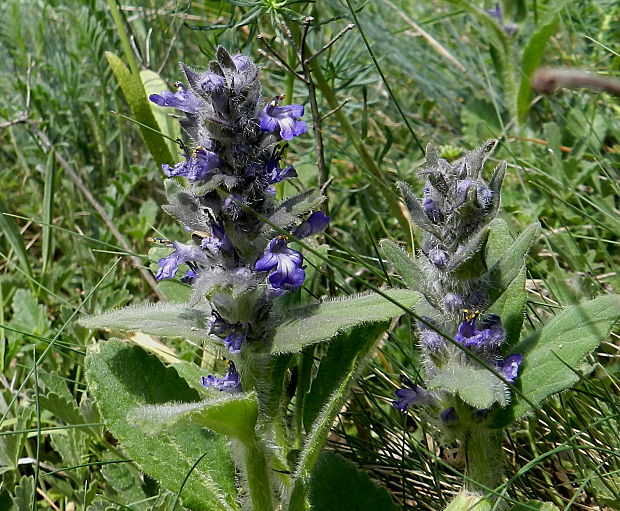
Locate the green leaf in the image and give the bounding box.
[141,69,181,161]
[397,182,443,239]
[489,222,539,297]
[271,290,418,354]
[12,475,34,511]
[303,323,387,432]
[80,302,212,344]
[516,11,564,123]
[379,239,426,293]
[156,279,193,303]
[85,340,238,511]
[448,227,490,280]
[487,268,527,348]
[129,392,258,444]
[509,501,560,511]
[106,52,175,168]
[7,289,51,341]
[485,218,514,267]
[0,406,32,472]
[307,451,398,511]
[0,201,33,287]
[490,294,620,428]
[100,452,152,510]
[428,362,509,409]
[41,153,55,277]
[262,191,324,234]
[288,326,387,511]
[39,392,87,428]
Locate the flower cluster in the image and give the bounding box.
[392,142,522,425]
[149,48,328,387]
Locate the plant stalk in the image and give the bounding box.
[243,435,274,511]
[444,426,504,511]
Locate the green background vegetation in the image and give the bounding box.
[0,0,618,509]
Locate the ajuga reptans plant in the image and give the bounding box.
[147,47,328,369]
[380,141,620,510]
[81,47,417,511]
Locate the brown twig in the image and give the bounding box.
[532,67,620,96]
[257,35,306,82]
[305,24,355,65]
[299,17,329,215]
[508,135,572,153]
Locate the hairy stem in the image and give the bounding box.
[463,426,503,495]
[243,436,274,511]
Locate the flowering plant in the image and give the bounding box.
[381,142,620,510]
[81,48,416,511]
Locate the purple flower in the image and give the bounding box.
[444,293,465,313]
[162,147,220,181]
[259,98,307,140]
[207,315,248,353]
[201,361,242,393]
[485,3,518,35]
[265,154,297,185]
[199,224,232,254]
[428,248,448,267]
[232,54,251,71]
[485,3,502,20]
[454,314,505,349]
[453,179,475,210]
[440,407,458,425]
[199,73,225,92]
[255,213,329,290]
[422,186,444,223]
[150,86,201,114]
[255,237,305,289]
[181,269,197,284]
[499,353,522,383]
[477,185,493,209]
[197,72,228,113]
[419,319,445,351]
[392,377,437,411]
[293,211,330,239]
[223,323,247,354]
[156,242,210,280]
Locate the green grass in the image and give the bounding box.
[0,0,618,510]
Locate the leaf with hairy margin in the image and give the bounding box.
[490,294,620,428]
[80,302,212,344]
[487,161,506,220]
[379,239,426,293]
[128,392,258,444]
[261,191,324,234]
[428,362,509,409]
[448,226,490,279]
[308,451,398,511]
[396,181,443,239]
[161,179,212,232]
[486,268,527,349]
[271,290,418,354]
[485,217,515,267]
[85,340,238,511]
[489,222,540,299]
